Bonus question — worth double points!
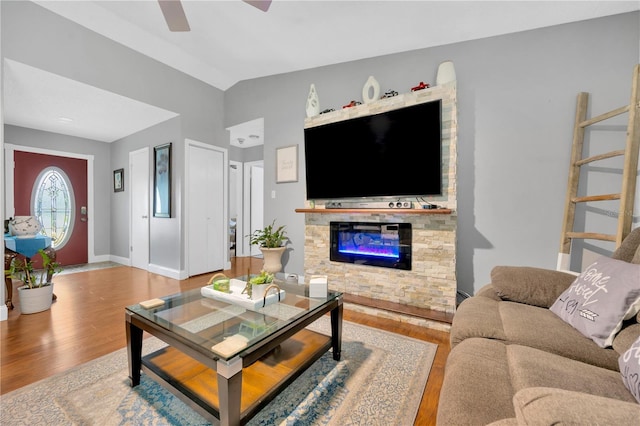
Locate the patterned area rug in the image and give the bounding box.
[0,317,437,425]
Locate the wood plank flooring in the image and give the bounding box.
[0,257,450,425]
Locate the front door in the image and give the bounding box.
[13,151,88,266]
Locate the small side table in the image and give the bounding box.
[4,235,56,310]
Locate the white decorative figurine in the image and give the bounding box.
[436,60,456,85]
[306,83,320,117]
[362,76,380,104]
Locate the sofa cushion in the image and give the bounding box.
[510,387,640,425]
[438,338,637,425]
[451,296,620,370]
[505,344,635,401]
[491,266,576,307]
[437,338,516,426]
[549,256,640,347]
[619,335,640,403]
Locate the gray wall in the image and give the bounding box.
[2,1,226,274]
[2,1,638,291]
[4,125,112,257]
[225,12,640,293]
[111,117,183,269]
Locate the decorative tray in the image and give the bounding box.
[201,278,285,310]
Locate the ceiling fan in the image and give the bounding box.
[158,0,272,32]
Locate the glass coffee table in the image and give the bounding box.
[126,278,343,426]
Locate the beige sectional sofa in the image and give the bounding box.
[437,227,640,425]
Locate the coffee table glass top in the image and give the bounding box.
[126,278,341,361]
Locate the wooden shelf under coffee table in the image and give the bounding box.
[126,284,343,426]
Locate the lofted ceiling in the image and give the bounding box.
[4,1,639,144]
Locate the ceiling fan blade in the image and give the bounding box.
[158,0,191,32]
[243,0,272,12]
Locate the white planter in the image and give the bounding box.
[260,247,286,274]
[18,284,53,314]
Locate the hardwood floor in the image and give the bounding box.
[0,257,450,425]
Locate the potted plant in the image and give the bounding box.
[6,248,62,314]
[248,220,288,273]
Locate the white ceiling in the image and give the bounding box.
[4,1,639,144]
[4,59,179,143]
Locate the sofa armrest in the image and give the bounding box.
[511,387,640,425]
[491,266,577,308]
[473,283,501,301]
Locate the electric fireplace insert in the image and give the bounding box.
[330,222,411,270]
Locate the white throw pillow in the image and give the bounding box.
[550,256,640,348]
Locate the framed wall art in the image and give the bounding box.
[153,143,172,218]
[113,168,124,192]
[276,144,298,183]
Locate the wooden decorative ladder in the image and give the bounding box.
[558,64,640,271]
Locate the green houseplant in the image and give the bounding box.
[6,249,62,314]
[248,220,287,248]
[248,220,288,273]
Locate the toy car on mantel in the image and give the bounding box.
[411,81,430,91]
[342,100,362,108]
[381,90,398,98]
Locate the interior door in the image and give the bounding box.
[13,151,88,266]
[188,143,225,276]
[130,148,150,270]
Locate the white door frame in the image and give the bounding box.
[3,143,98,261]
[229,160,244,257]
[243,160,264,257]
[185,139,230,273]
[129,147,150,270]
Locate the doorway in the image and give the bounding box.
[227,118,265,259]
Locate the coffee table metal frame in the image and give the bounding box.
[126,287,343,426]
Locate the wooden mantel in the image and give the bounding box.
[295,208,452,215]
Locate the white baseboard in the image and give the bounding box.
[89,254,111,263]
[110,255,130,266]
[0,305,7,321]
[149,263,182,280]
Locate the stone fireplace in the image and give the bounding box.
[301,210,456,330]
[299,83,457,331]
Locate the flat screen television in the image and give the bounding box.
[304,99,442,200]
